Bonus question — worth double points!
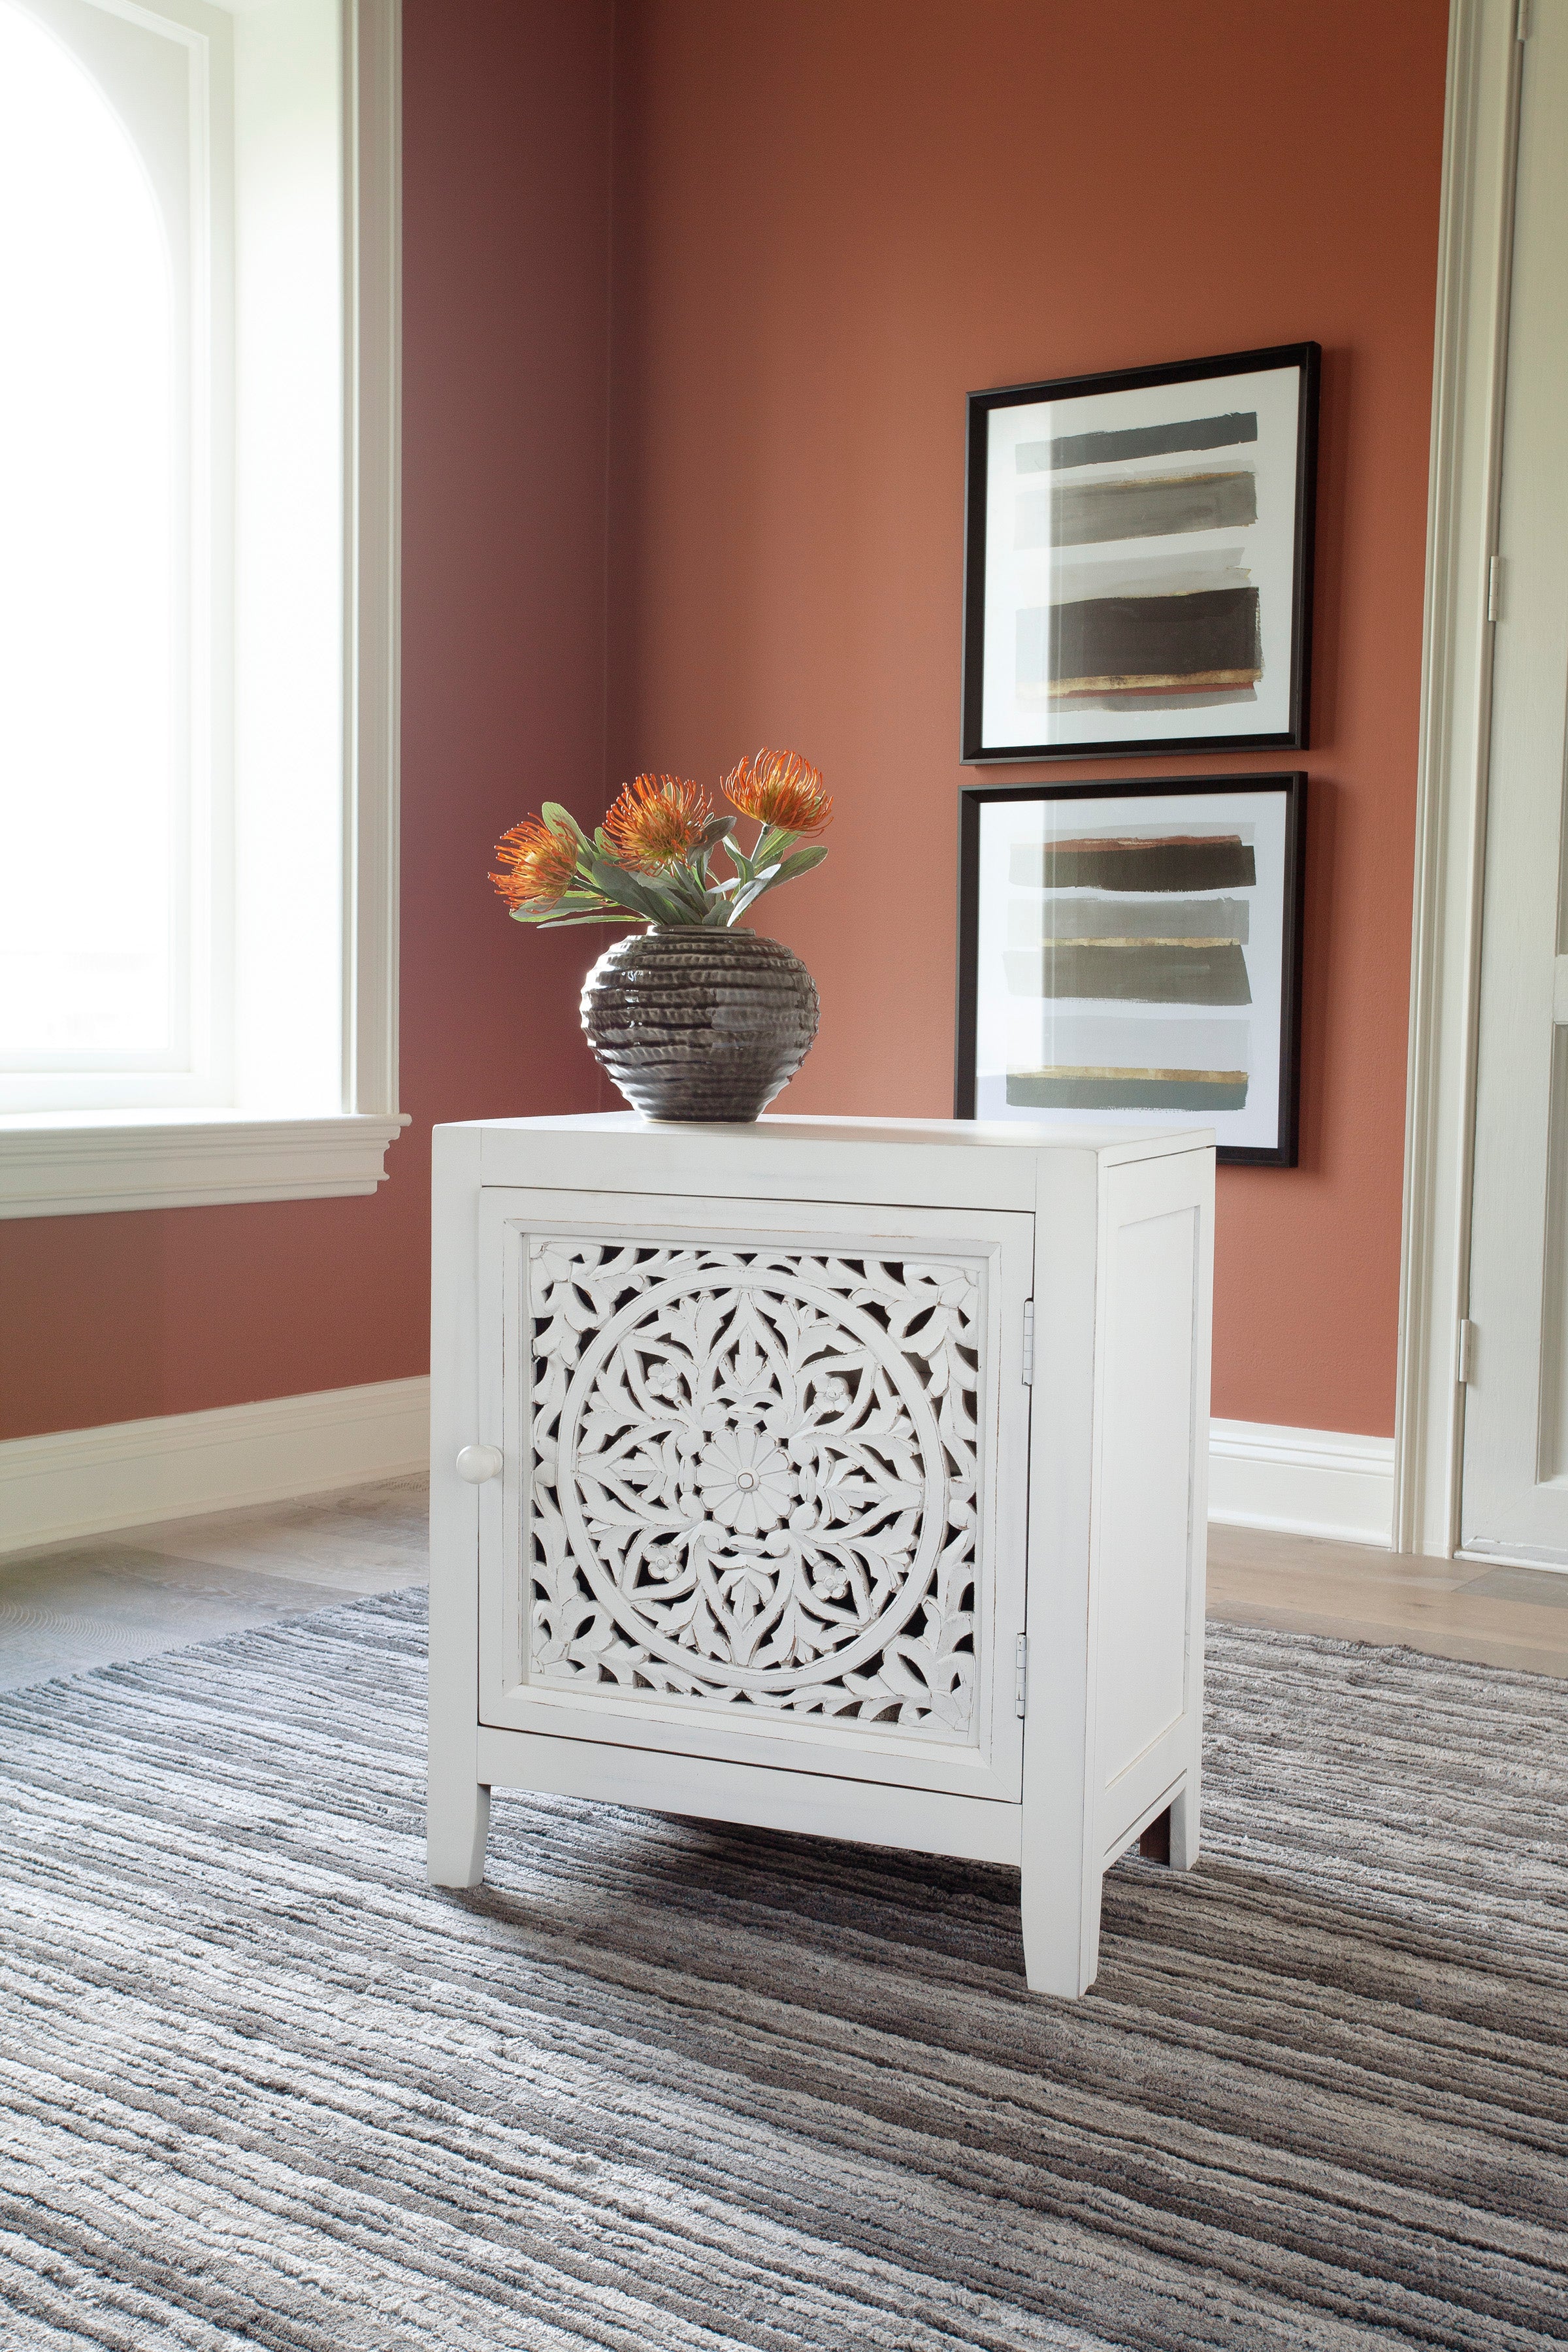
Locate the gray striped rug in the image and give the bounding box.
[1,1593,1565,2351]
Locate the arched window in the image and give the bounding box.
[0,0,404,1213]
[0,0,182,1069]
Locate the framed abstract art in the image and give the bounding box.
[955,774,1307,1166]
[962,344,1319,762]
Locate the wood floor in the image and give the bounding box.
[0,1479,428,1690]
[1207,1521,1568,1676]
[1,1479,1566,1688]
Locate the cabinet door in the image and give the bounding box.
[476,1188,1034,1801]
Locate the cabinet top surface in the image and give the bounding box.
[447,1111,1213,1158]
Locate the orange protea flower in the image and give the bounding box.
[602,773,711,868]
[489,815,578,909]
[722,748,832,835]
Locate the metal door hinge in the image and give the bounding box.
[1488,555,1505,621]
[1457,1317,1476,1384]
[1021,1299,1035,1386]
[1015,1633,1028,1718]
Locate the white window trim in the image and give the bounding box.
[0,0,406,1218]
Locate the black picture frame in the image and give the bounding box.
[961,343,1320,763]
[955,773,1307,1166]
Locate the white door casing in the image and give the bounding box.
[1396,0,1522,1556]
[1461,0,1568,1561]
[476,1188,1035,1800]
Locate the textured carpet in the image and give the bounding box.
[0,1594,1565,2352]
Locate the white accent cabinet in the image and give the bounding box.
[429,1112,1213,1997]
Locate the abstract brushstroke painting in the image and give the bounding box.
[964,346,1318,760]
[956,777,1307,1166]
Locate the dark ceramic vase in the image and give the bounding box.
[580,926,820,1122]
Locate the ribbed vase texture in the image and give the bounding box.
[581,926,819,1122]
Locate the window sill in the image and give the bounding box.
[0,1109,410,1218]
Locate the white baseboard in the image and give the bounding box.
[0,1377,431,1556]
[0,1386,1392,1559]
[1208,1416,1395,1547]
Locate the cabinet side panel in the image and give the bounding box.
[1095,1168,1203,1791]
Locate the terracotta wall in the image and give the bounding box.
[0,0,612,1443]
[1,0,1448,1448]
[606,0,1449,1437]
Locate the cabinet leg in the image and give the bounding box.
[1019,1854,1100,1998]
[428,1777,490,1887]
[1169,1780,1200,1871]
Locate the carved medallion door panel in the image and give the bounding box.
[476,1190,1034,1800]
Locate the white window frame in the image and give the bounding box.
[0,0,405,1216]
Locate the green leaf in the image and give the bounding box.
[661,864,713,921]
[587,858,666,921]
[772,843,828,881]
[726,877,772,921]
[510,883,616,922]
[539,802,589,843]
[532,911,644,928]
[739,844,829,913]
[691,817,734,891]
[751,823,796,864]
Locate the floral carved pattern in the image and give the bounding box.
[525,1238,984,1738]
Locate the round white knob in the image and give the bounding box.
[455,1444,503,1484]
